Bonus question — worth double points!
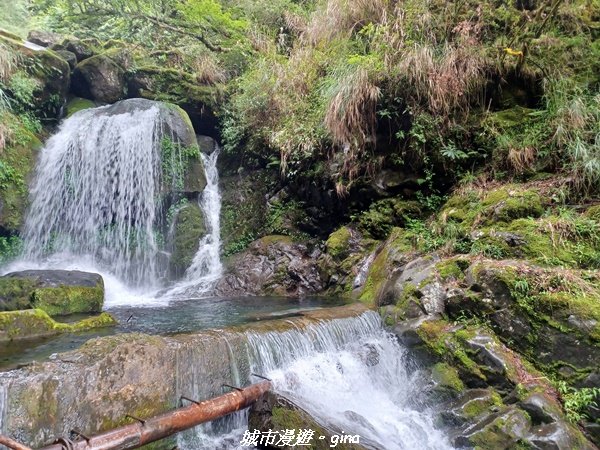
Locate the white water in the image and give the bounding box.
[3,101,225,302]
[162,147,223,299]
[20,105,164,287]
[183,312,453,450]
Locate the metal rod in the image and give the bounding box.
[37,380,271,450]
[0,435,33,450]
[251,373,272,382]
[221,384,243,392]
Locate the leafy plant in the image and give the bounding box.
[557,381,600,423]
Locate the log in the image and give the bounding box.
[36,380,271,450]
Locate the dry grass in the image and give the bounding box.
[192,53,228,85]
[303,0,388,45]
[508,146,537,173]
[400,43,487,117]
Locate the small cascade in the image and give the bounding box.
[163,147,223,298]
[181,312,452,450]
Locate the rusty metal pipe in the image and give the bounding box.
[37,380,271,450]
[0,435,33,450]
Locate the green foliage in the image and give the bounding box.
[0,235,23,265]
[557,381,600,422]
[160,138,200,191]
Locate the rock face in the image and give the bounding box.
[72,54,127,103]
[1,270,104,316]
[215,236,324,297]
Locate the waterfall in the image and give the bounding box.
[163,147,223,299]
[20,102,165,287]
[180,312,453,450]
[7,98,224,298]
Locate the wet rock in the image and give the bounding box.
[72,54,126,103]
[518,393,560,425]
[215,236,323,297]
[439,389,501,426]
[1,270,104,316]
[249,391,366,450]
[168,201,206,279]
[454,406,531,449]
[197,135,217,154]
[63,39,95,62]
[27,30,62,47]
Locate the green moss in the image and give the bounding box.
[480,188,543,224]
[128,66,219,107]
[169,201,205,277]
[436,258,467,281]
[65,97,95,116]
[462,391,503,418]
[0,112,42,232]
[358,246,389,305]
[31,284,104,316]
[326,226,352,259]
[0,309,116,342]
[357,198,421,239]
[0,277,37,311]
[432,362,465,392]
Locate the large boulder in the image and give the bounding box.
[1,270,104,316]
[215,236,324,297]
[72,54,126,103]
[26,30,62,48]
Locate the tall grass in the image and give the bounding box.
[546,79,600,196]
[0,41,19,152]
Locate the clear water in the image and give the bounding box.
[0,296,345,371]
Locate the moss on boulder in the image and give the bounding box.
[0,309,116,342]
[1,270,104,316]
[326,226,352,260]
[65,97,96,117]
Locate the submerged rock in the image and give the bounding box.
[0,309,116,342]
[1,270,104,316]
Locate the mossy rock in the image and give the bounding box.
[0,309,116,342]
[72,54,127,103]
[0,277,38,311]
[0,112,42,233]
[357,198,421,239]
[2,270,104,316]
[326,226,352,260]
[168,201,206,278]
[0,35,70,119]
[65,97,96,117]
[432,362,465,394]
[127,66,219,111]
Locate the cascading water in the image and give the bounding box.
[20,102,165,287]
[181,312,453,450]
[5,98,225,300]
[164,147,223,299]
